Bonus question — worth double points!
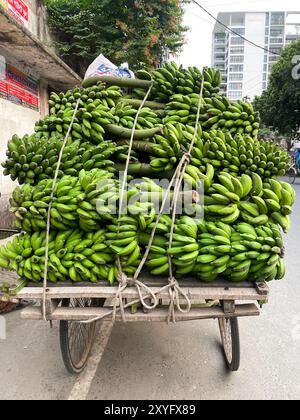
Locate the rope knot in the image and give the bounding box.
[183,152,191,164]
[127,278,137,288]
[118,272,128,287]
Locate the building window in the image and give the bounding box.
[229,73,243,81]
[230,28,245,36]
[271,12,285,26]
[263,64,268,72]
[230,47,244,54]
[229,83,243,90]
[228,91,243,100]
[230,55,244,63]
[265,12,270,26]
[229,65,243,72]
[230,37,245,45]
[270,37,283,44]
[231,15,245,27]
[262,82,267,90]
[270,28,284,37]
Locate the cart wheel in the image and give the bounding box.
[218,317,240,372]
[60,298,104,375]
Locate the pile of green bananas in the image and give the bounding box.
[110,102,162,130]
[10,170,117,232]
[201,97,260,138]
[49,82,122,115]
[241,178,295,232]
[181,129,290,180]
[194,221,285,283]
[2,134,116,185]
[0,229,117,284]
[133,62,221,103]
[163,92,260,138]
[36,83,122,144]
[204,171,295,231]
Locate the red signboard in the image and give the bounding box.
[0,63,39,111]
[0,0,28,26]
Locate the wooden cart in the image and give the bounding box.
[3,276,269,374]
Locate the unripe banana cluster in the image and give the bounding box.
[0,229,116,284]
[182,128,290,180]
[10,170,117,232]
[164,93,260,139]
[204,171,295,232]
[111,102,162,130]
[133,63,221,103]
[2,135,116,185]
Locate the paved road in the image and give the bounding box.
[1,181,300,400]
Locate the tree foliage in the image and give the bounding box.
[253,40,300,138]
[45,0,189,76]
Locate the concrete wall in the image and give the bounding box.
[0,49,48,229]
[0,0,53,47]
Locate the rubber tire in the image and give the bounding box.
[287,167,296,185]
[220,317,240,372]
[60,298,104,375]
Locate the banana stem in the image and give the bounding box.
[82,76,152,89]
[118,98,166,110]
[117,140,156,153]
[115,163,174,179]
[106,124,161,139]
[139,191,200,204]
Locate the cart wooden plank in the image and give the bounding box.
[20,277,269,293]
[17,285,266,301]
[21,303,260,322]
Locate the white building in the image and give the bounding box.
[212,11,300,101]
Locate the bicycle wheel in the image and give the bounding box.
[287,167,296,184]
[60,298,104,374]
[218,317,240,372]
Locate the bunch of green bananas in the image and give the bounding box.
[10,170,116,232]
[0,229,116,284]
[111,102,162,130]
[163,93,205,125]
[2,135,116,185]
[193,221,285,283]
[36,83,122,144]
[183,129,290,180]
[168,216,200,277]
[201,97,260,138]
[48,82,122,115]
[226,222,285,283]
[133,63,221,103]
[134,62,179,103]
[106,215,142,279]
[176,66,221,98]
[240,178,295,232]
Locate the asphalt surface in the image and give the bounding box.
[1,181,300,400]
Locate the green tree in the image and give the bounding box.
[253,39,300,138]
[45,0,188,76]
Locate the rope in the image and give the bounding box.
[42,99,81,321]
[114,82,154,321]
[166,78,204,323]
[80,279,178,325]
